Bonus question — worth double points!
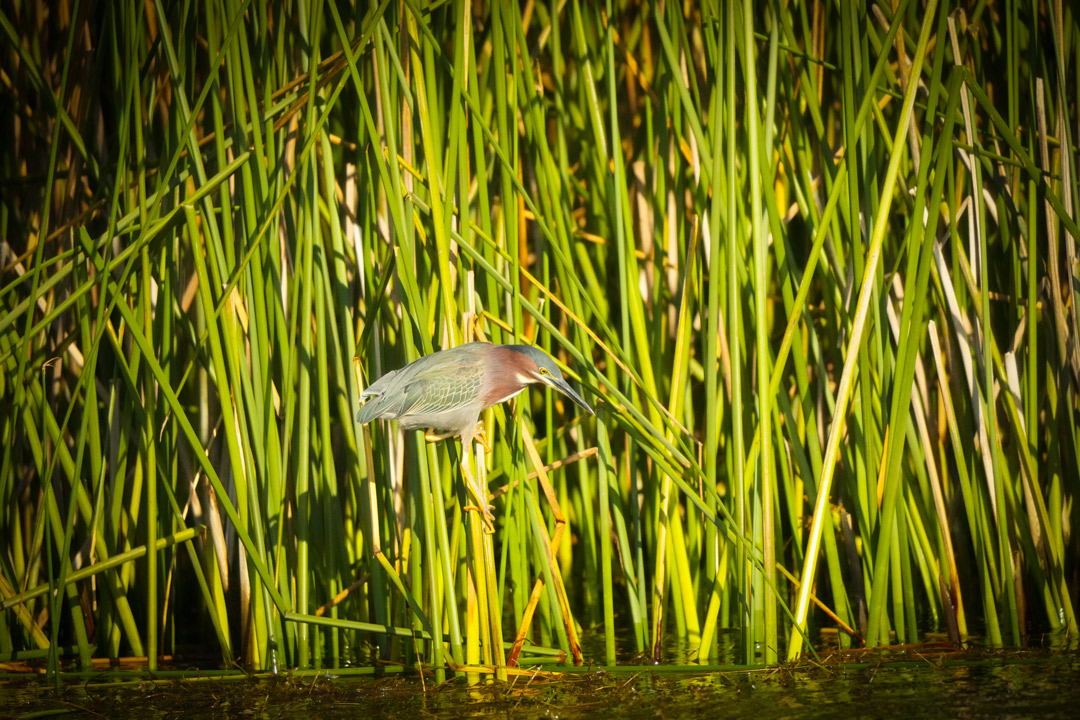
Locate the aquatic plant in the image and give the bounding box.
[1,0,1076,683]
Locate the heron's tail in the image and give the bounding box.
[355,369,397,424]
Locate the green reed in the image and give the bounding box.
[1,0,1077,683]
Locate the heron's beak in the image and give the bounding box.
[546,376,595,416]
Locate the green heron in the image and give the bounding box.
[356,342,593,532]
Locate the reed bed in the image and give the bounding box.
[1,0,1078,683]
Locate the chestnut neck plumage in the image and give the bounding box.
[479,346,537,409]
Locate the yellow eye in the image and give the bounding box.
[539,367,549,375]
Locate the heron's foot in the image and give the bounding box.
[424,429,454,444]
[463,503,497,534]
[473,422,492,453]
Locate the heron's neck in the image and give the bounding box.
[480,347,534,408]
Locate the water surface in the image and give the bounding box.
[4,650,1078,719]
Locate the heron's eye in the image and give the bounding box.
[539,367,549,375]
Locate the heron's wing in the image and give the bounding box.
[396,363,484,419]
[355,343,489,424]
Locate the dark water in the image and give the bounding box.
[3,652,1080,719]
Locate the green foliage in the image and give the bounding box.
[1,0,1078,679]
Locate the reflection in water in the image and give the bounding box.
[4,653,1079,720]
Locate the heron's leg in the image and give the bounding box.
[425,425,494,453]
[460,452,495,535]
[425,426,491,453]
